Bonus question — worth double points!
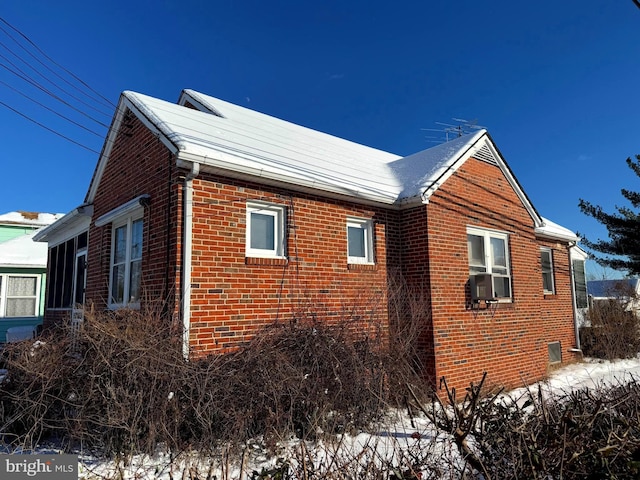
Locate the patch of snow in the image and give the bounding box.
[0,212,64,227]
[0,232,48,267]
[7,357,640,479]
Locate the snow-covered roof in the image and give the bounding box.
[0,211,63,227]
[85,89,576,241]
[0,232,48,268]
[536,217,579,242]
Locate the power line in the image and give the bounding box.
[0,99,100,154]
[0,16,115,109]
[0,37,112,118]
[0,78,103,137]
[0,60,110,128]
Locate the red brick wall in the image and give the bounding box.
[187,173,396,353]
[419,157,579,393]
[80,111,578,394]
[85,111,183,320]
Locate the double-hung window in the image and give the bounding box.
[95,195,148,309]
[0,275,40,317]
[467,227,511,300]
[246,202,286,258]
[347,217,374,264]
[540,247,555,294]
[110,216,143,307]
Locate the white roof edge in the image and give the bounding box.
[176,156,399,206]
[86,93,179,204]
[417,131,543,226]
[178,90,225,117]
[535,217,579,242]
[33,204,93,243]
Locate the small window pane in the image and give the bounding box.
[250,212,275,250]
[7,277,36,296]
[348,225,366,258]
[490,237,507,268]
[493,276,511,298]
[114,225,127,264]
[111,264,125,304]
[131,219,143,260]
[467,235,485,269]
[6,298,36,317]
[129,260,142,303]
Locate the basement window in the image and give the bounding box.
[548,342,562,363]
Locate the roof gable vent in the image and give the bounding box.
[473,143,498,165]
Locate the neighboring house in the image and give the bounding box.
[587,278,640,314]
[0,211,63,341]
[35,89,588,392]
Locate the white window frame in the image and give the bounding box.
[245,202,286,258]
[347,217,374,265]
[108,212,144,309]
[540,247,555,295]
[0,274,41,318]
[467,226,512,301]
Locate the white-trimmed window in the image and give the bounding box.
[246,202,286,258]
[347,217,374,264]
[0,274,40,317]
[467,227,511,299]
[540,247,555,294]
[109,215,143,308]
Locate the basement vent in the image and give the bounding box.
[548,342,562,364]
[473,143,498,165]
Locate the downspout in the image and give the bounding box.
[182,162,200,359]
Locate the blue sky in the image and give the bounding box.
[1,1,639,278]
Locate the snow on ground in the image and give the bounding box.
[5,357,640,479]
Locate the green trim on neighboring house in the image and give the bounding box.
[0,224,39,243]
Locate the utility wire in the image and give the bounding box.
[0,78,103,137]
[0,99,100,154]
[0,16,115,109]
[0,60,110,128]
[0,37,112,118]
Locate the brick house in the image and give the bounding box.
[35,89,588,392]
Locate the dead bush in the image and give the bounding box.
[473,379,640,479]
[581,297,640,360]
[0,286,432,458]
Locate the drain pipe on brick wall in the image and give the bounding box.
[182,162,200,359]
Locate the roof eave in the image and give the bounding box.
[175,154,400,208]
[33,204,93,243]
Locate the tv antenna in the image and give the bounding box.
[421,118,486,144]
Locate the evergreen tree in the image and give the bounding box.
[578,154,640,275]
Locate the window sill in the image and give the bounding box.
[245,257,288,266]
[347,263,377,271]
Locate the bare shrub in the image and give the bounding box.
[581,282,640,359]
[0,280,434,458]
[473,378,640,479]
